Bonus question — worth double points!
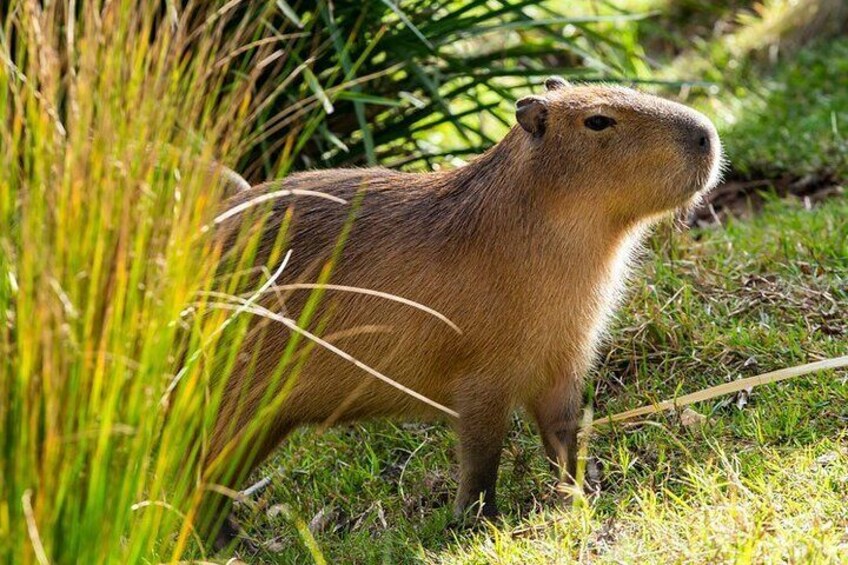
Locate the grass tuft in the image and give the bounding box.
[0,2,298,562]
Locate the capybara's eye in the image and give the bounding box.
[584,115,616,131]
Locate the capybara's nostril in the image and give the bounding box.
[692,125,711,154]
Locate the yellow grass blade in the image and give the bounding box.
[200,282,463,334]
[208,189,348,230]
[206,301,460,418]
[267,283,462,334]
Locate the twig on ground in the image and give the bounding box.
[242,477,272,498]
[592,355,848,428]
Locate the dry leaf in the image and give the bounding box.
[264,540,286,553]
[680,407,707,428]
[813,451,840,470]
[585,457,603,496]
[266,503,290,518]
[309,506,334,534]
[735,385,754,410]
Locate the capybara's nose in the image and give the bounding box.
[689,123,713,155]
[675,110,717,158]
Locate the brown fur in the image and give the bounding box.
[203,82,722,538]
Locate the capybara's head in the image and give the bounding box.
[515,78,723,222]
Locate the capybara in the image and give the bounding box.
[204,77,722,544]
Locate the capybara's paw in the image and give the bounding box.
[449,501,500,531]
[212,513,261,556]
[212,514,240,553]
[552,481,576,507]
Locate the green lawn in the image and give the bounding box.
[715,38,848,179]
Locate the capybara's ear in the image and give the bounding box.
[516,95,548,138]
[545,76,571,91]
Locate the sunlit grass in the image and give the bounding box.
[716,38,848,179]
[433,438,848,564]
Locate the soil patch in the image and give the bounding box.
[689,172,844,227]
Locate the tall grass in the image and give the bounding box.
[0,2,292,561]
[0,1,646,562]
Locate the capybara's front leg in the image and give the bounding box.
[530,375,583,493]
[452,387,511,520]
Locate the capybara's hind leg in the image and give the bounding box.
[201,415,294,551]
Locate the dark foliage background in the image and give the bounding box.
[205,0,649,180]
